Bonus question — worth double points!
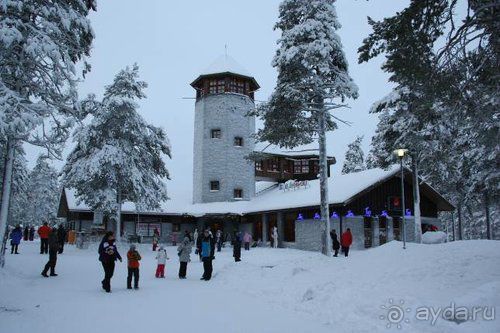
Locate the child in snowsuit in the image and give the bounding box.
[127,245,141,289]
[155,246,169,278]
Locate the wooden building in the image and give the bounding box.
[58,166,454,249]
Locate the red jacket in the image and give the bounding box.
[341,231,353,247]
[127,250,141,269]
[38,225,51,239]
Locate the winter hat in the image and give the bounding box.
[130,244,136,250]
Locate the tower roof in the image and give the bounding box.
[191,55,260,90]
[202,55,251,77]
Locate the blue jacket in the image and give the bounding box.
[10,228,23,245]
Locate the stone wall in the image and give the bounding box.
[193,93,256,203]
[294,219,324,252]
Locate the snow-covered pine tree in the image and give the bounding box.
[360,0,500,241]
[251,0,358,255]
[342,136,366,174]
[25,155,60,225]
[0,0,96,260]
[61,65,172,241]
[7,153,30,228]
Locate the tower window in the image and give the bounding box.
[234,189,243,199]
[209,79,225,94]
[210,181,220,192]
[255,161,263,171]
[211,129,221,139]
[234,137,244,147]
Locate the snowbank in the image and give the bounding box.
[422,231,447,244]
[0,240,499,333]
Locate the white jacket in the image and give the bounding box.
[156,249,168,265]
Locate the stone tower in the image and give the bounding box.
[191,55,259,204]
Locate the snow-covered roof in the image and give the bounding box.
[254,142,334,159]
[201,55,252,78]
[62,166,415,217]
[191,55,259,90]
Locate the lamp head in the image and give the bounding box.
[394,148,408,158]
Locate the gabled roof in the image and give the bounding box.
[59,166,454,218]
[190,55,259,90]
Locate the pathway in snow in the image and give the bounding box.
[1,240,499,333]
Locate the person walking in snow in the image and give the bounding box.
[340,228,353,257]
[177,236,192,279]
[243,231,252,251]
[193,228,198,245]
[29,225,35,241]
[152,228,160,251]
[57,224,66,254]
[330,229,340,257]
[9,225,23,254]
[127,244,141,289]
[272,226,278,248]
[198,229,215,281]
[41,229,60,277]
[98,232,122,293]
[233,231,242,262]
[215,229,223,252]
[38,222,51,254]
[155,245,169,278]
[23,226,29,242]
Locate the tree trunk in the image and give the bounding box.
[484,191,491,240]
[116,188,122,242]
[451,211,455,241]
[318,110,331,256]
[412,157,422,243]
[457,204,463,240]
[0,139,16,268]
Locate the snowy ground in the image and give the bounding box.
[1,240,499,333]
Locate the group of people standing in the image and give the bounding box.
[8,223,67,279]
[97,230,195,292]
[330,228,353,257]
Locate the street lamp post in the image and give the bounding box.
[394,149,408,250]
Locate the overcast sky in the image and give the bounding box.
[25,0,409,203]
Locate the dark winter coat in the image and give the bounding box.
[197,235,215,259]
[29,227,35,240]
[57,226,66,243]
[23,227,29,241]
[99,240,122,263]
[10,227,23,245]
[330,231,340,250]
[233,233,242,258]
[48,231,60,251]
